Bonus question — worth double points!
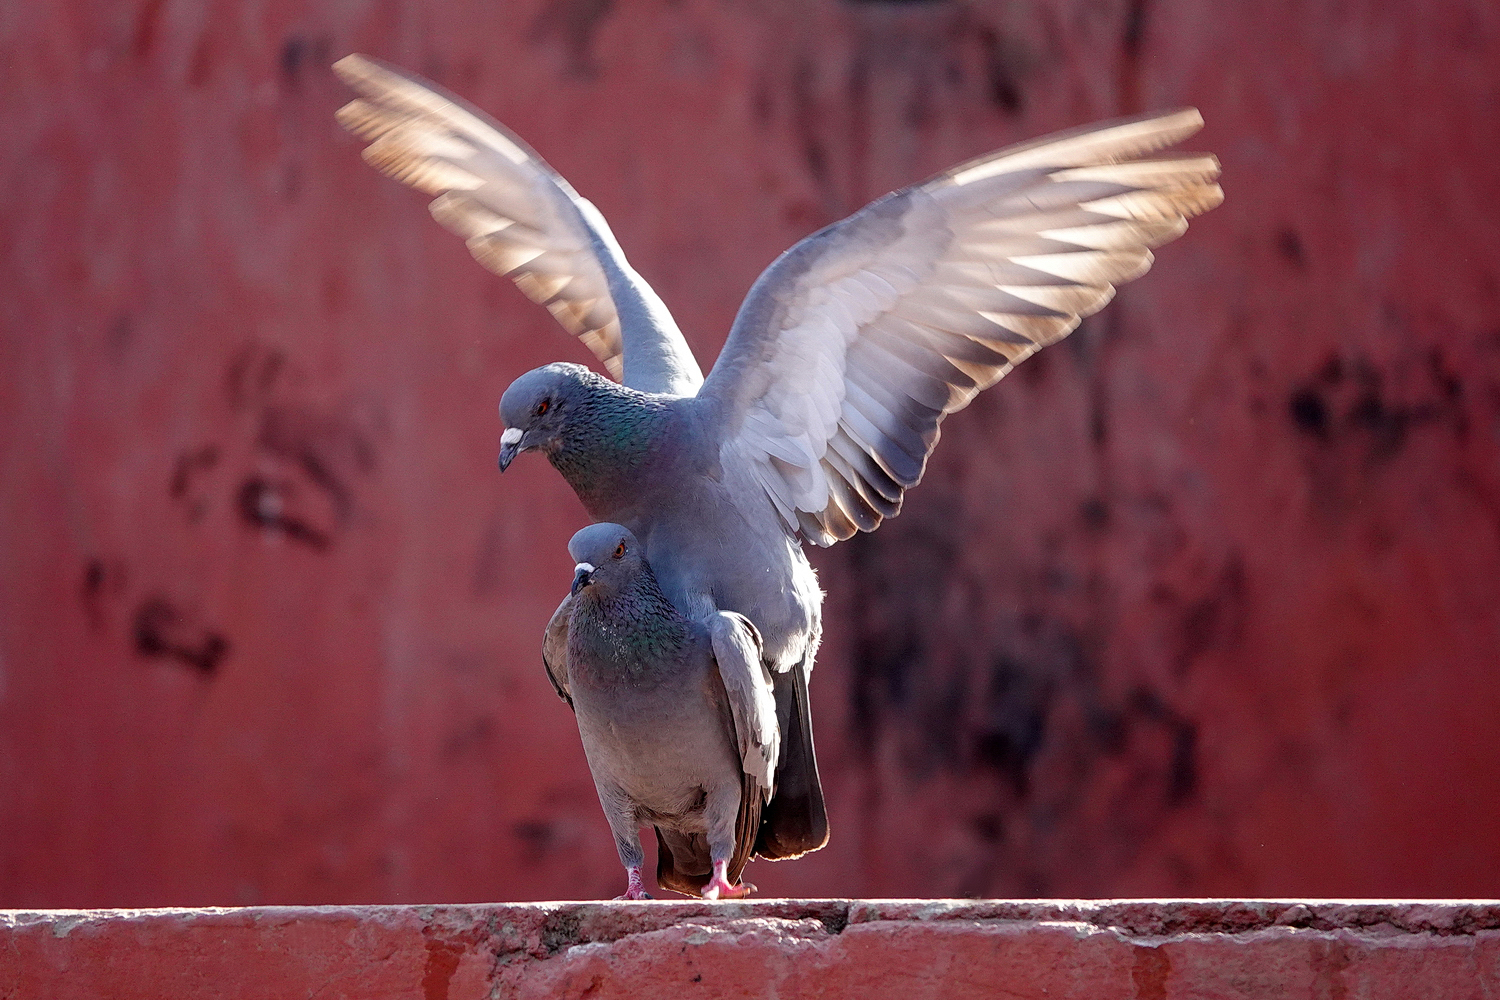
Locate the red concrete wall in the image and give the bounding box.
[6,901,1500,999]
[1,0,1498,906]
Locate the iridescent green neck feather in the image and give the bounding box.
[569,568,690,678]
[548,372,674,511]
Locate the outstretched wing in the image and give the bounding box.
[700,108,1223,545]
[334,54,704,396]
[708,612,779,804]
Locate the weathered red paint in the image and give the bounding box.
[5,901,1500,999]
[1,0,1498,907]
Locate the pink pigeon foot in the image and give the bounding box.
[700,859,755,900]
[614,866,653,900]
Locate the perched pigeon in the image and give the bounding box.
[335,54,1224,865]
[554,523,778,899]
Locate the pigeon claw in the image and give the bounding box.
[701,861,755,900]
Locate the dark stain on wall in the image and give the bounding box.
[513,820,556,862]
[80,557,128,632]
[531,0,615,79]
[221,345,383,549]
[279,35,331,87]
[257,406,371,522]
[791,56,835,209]
[132,0,164,62]
[237,476,331,550]
[1289,346,1470,464]
[971,23,1024,113]
[1276,227,1307,271]
[1122,0,1149,59]
[1129,687,1198,805]
[973,656,1055,795]
[1175,554,1247,675]
[1117,0,1150,110]
[1132,943,1172,1000]
[841,422,1208,892]
[1289,387,1330,438]
[133,596,230,676]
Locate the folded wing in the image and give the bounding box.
[708,612,780,803]
[701,108,1223,545]
[541,594,574,709]
[334,54,704,396]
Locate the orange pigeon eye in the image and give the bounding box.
[535,399,549,416]
[613,543,626,559]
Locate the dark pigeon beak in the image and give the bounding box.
[498,427,523,472]
[571,563,594,596]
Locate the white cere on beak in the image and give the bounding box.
[500,427,523,446]
[574,562,595,575]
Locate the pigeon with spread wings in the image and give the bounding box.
[336,52,1223,869]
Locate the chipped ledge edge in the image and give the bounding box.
[6,898,1500,943]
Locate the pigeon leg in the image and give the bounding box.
[701,858,754,900]
[596,782,653,899]
[701,795,755,900]
[616,864,653,901]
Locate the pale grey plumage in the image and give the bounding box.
[702,108,1222,543]
[337,54,1224,868]
[333,55,703,396]
[559,523,776,897]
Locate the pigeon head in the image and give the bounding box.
[497,362,593,471]
[496,362,674,512]
[567,522,645,597]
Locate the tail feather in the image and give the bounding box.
[754,661,830,859]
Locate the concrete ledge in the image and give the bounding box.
[5,900,1499,998]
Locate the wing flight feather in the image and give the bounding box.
[701,108,1223,544]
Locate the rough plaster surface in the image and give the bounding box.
[6,901,1500,999]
